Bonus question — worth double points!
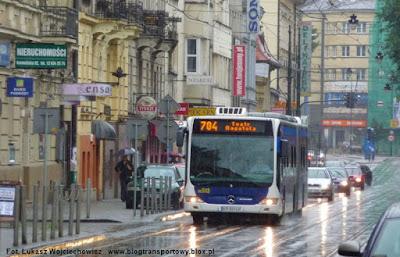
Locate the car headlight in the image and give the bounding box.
[321,183,331,189]
[356,178,362,182]
[340,181,348,186]
[185,196,203,203]
[259,198,279,205]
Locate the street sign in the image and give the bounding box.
[388,135,395,142]
[368,145,376,152]
[137,96,157,120]
[390,130,395,135]
[126,119,148,140]
[390,120,397,128]
[33,108,60,134]
[156,120,179,144]
[157,94,180,117]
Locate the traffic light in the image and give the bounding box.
[343,93,358,108]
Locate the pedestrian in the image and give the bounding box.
[114,155,134,202]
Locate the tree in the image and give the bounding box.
[377,0,400,74]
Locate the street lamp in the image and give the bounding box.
[112,67,127,86]
[375,52,384,64]
[348,14,359,30]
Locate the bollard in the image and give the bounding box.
[76,185,81,234]
[13,185,20,246]
[68,184,75,236]
[151,177,156,214]
[146,177,150,215]
[86,178,91,218]
[50,181,58,239]
[158,176,164,212]
[58,185,64,238]
[140,179,144,217]
[164,178,168,211]
[168,177,172,210]
[42,185,48,241]
[21,185,27,244]
[33,184,39,242]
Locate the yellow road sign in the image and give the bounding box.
[390,120,397,128]
[184,108,216,117]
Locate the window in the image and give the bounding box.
[342,22,349,34]
[357,46,366,57]
[332,23,337,34]
[342,46,350,57]
[357,22,367,33]
[324,69,330,80]
[342,68,351,81]
[357,69,366,80]
[332,46,337,57]
[331,69,336,80]
[325,46,329,57]
[186,38,200,73]
[325,23,330,34]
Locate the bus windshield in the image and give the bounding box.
[190,134,274,188]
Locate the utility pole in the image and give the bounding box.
[287,25,292,115]
[296,27,301,116]
[318,14,326,155]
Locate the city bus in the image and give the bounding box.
[176,107,308,224]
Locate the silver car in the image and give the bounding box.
[308,167,334,202]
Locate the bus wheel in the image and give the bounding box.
[192,213,204,224]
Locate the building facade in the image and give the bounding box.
[300,0,375,152]
[0,0,78,200]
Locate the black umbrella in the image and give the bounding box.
[114,148,135,157]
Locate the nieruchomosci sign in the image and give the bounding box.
[15,44,67,69]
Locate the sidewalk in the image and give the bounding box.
[0,199,184,257]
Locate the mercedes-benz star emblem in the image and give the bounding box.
[227,195,235,204]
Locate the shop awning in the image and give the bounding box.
[91,120,117,140]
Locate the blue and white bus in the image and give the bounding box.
[177,107,308,224]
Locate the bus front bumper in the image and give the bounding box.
[184,201,283,216]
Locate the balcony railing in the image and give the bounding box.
[142,10,166,37]
[40,7,78,39]
[80,0,143,27]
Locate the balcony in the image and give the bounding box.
[40,7,78,39]
[142,10,166,38]
[79,0,143,27]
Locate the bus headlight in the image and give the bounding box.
[259,198,279,205]
[340,181,348,186]
[185,196,203,203]
[356,178,362,182]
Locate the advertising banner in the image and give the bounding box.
[15,44,67,69]
[233,46,246,96]
[62,83,112,96]
[7,78,34,97]
[247,0,260,32]
[300,22,312,97]
[175,103,189,115]
[0,41,10,67]
[322,120,366,127]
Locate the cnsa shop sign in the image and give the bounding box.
[247,0,260,32]
[62,83,112,96]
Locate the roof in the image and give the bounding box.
[300,0,375,13]
[256,32,282,69]
[387,202,400,219]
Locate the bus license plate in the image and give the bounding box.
[220,206,243,212]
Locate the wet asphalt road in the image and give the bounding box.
[40,157,400,257]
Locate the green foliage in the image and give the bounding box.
[371,118,386,141]
[377,0,400,73]
[311,28,319,53]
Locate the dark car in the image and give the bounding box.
[338,201,400,257]
[327,167,351,197]
[325,160,346,168]
[125,164,184,210]
[360,164,373,186]
[308,150,325,167]
[345,165,365,190]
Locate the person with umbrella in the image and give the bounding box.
[114,153,134,202]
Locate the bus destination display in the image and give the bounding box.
[193,119,270,135]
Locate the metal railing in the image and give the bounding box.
[80,0,144,27]
[40,7,78,38]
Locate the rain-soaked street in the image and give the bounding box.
[35,157,400,257]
